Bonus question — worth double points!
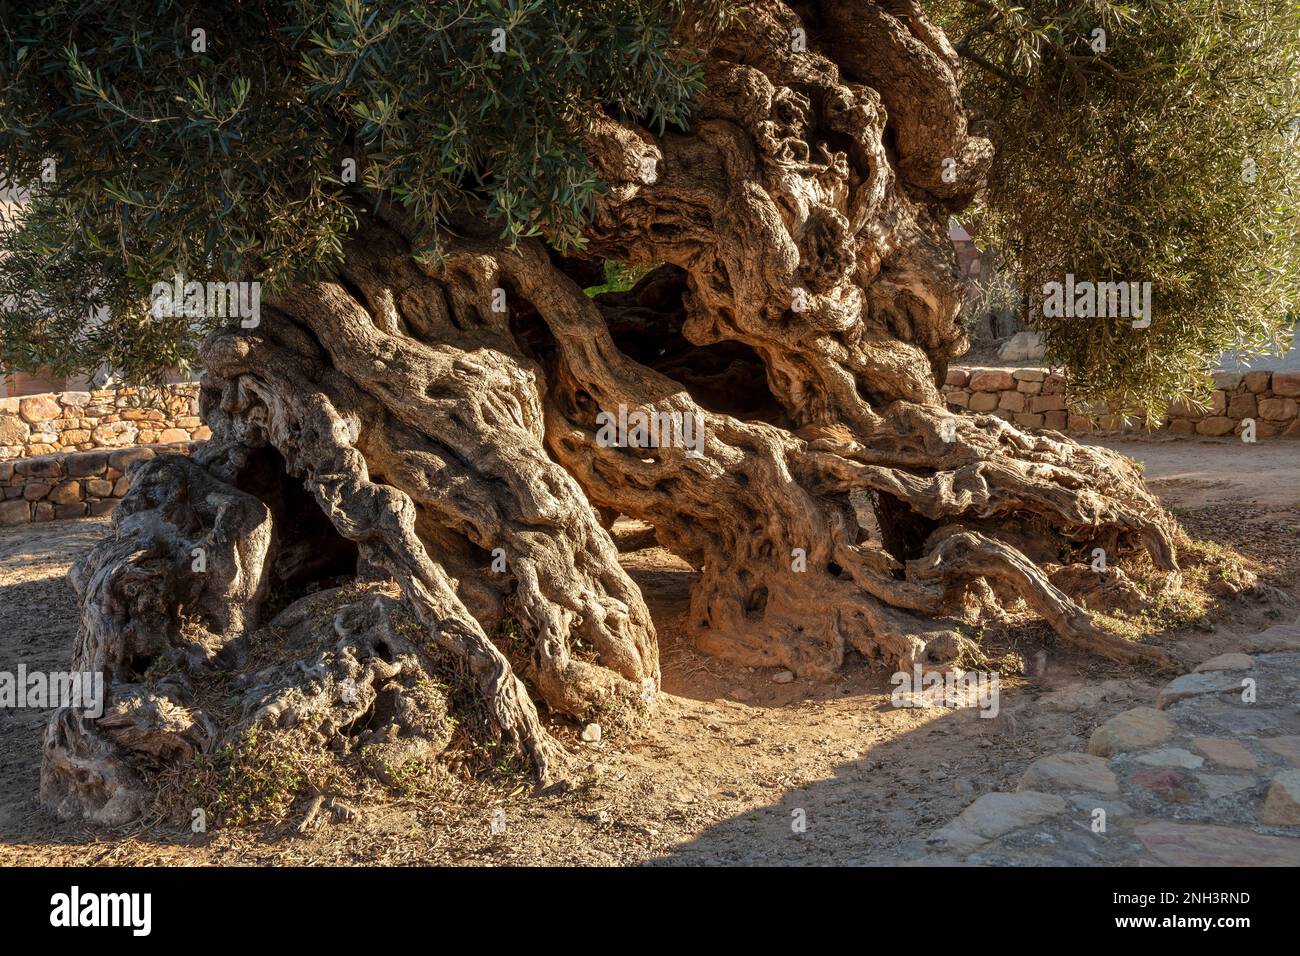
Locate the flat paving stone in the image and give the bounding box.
[1135,748,1205,769]
[1171,698,1288,736]
[927,791,1067,853]
[1192,737,1258,770]
[1197,773,1258,800]
[1260,736,1300,768]
[1195,653,1254,672]
[1089,708,1174,757]
[1019,753,1119,794]
[1136,822,1300,866]
[1260,770,1300,825]
[1157,671,1248,710]
[1241,625,1300,653]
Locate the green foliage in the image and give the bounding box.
[956,256,1023,335]
[0,0,728,382]
[582,258,660,296]
[933,0,1300,418]
[187,725,330,826]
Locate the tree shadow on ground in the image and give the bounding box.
[645,691,1040,865]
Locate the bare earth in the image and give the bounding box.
[1,436,1297,866]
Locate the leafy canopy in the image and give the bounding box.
[0,0,726,382]
[933,0,1300,418]
[3,0,1298,415]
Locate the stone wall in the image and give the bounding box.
[0,383,208,459]
[942,367,1300,438]
[942,368,1081,432]
[1165,370,1300,439]
[0,444,194,527]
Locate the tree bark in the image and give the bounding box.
[42,0,1182,825]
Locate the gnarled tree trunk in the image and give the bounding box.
[42,0,1180,825]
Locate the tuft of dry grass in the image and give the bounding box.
[1092,532,1261,642]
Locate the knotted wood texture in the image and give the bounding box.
[43,0,1179,823]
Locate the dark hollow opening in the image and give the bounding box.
[595,265,790,424]
[871,490,939,565]
[234,445,360,599]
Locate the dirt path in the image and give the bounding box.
[1095,436,1300,510]
[1,436,1296,865]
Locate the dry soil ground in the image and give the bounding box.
[1,436,1297,865]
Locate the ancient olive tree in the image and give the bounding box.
[1,0,1184,825]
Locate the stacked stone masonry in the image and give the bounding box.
[942,367,1300,438]
[0,383,208,459]
[0,444,197,527]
